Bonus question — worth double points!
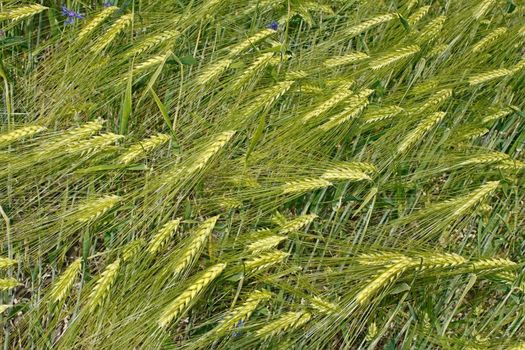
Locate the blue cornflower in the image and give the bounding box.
[267,21,279,31]
[231,319,244,338]
[103,1,114,7]
[61,6,83,24]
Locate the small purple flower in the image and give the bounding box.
[232,319,244,338]
[61,6,83,25]
[103,1,114,7]
[267,21,278,31]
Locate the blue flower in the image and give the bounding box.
[61,6,83,24]
[231,319,244,338]
[267,21,279,31]
[103,1,114,7]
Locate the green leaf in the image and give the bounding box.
[179,55,197,65]
[398,14,410,31]
[119,68,133,135]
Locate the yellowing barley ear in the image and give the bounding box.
[125,30,180,58]
[473,0,496,20]
[470,257,517,273]
[233,52,275,89]
[0,4,47,21]
[122,239,145,262]
[229,29,276,56]
[73,195,121,223]
[369,45,420,70]
[91,14,133,54]
[87,259,121,312]
[407,5,430,25]
[0,125,46,147]
[355,257,416,305]
[255,310,312,339]
[451,181,499,218]
[185,131,236,175]
[415,253,466,270]
[118,133,170,164]
[469,68,511,85]
[281,178,333,195]
[356,252,408,266]
[411,89,452,115]
[245,250,289,273]
[247,235,287,254]
[310,296,338,315]
[279,214,317,234]
[397,111,446,154]
[196,59,233,86]
[472,27,507,53]
[147,219,181,256]
[0,278,20,290]
[301,81,355,122]
[365,322,378,341]
[345,13,398,37]
[0,257,17,269]
[170,216,219,276]
[319,88,373,131]
[131,52,171,76]
[416,16,446,44]
[43,119,105,152]
[362,106,404,124]
[212,290,272,335]
[158,263,227,328]
[67,132,124,156]
[482,108,513,124]
[77,6,118,41]
[456,152,509,168]
[244,80,295,117]
[49,258,82,303]
[321,164,372,182]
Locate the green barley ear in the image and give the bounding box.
[345,13,398,37]
[255,310,312,339]
[397,111,446,154]
[185,131,236,175]
[87,259,121,312]
[411,89,452,115]
[247,235,287,253]
[472,27,507,53]
[0,4,47,21]
[416,15,446,44]
[170,216,219,276]
[470,257,517,273]
[232,52,275,89]
[49,258,82,303]
[369,45,420,70]
[309,296,338,315]
[118,133,170,164]
[44,119,105,151]
[0,278,20,290]
[451,181,499,218]
[279,214,317,234]
[122,239,145,262]
[211,290,272,335]
[77,6,118,41]
[355,257,416,305]
[365,322,378,341]
[72,195,121,223]
[469,68,511,85]
[301,81,355,122]
[324,52,369,68]
[319,89,373,131]
[196,59,233,86]
[229,29,276,56]
[124,30,180,58]
[482,108,513,124]
[67,132,124,156]
[407,5,430,25]
[245,250,289,273]
[91,14,133,54]
[281,178,333,195]
[416,253,467,270]
[473,0,496,20]
[158,263,227,328]
[0,125,46,147]
[362,106,404,124]
[0,257,17,269]
[147,219,181,256]
[356,252,408,266]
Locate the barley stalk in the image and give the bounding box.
[73,195,121,223]
[49,258,82,302]
[159,263,227,327]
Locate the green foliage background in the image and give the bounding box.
[1,0,525,348]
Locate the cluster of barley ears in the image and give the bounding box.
[2,0,525,349]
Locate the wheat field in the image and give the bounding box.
[1,0,525,349]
